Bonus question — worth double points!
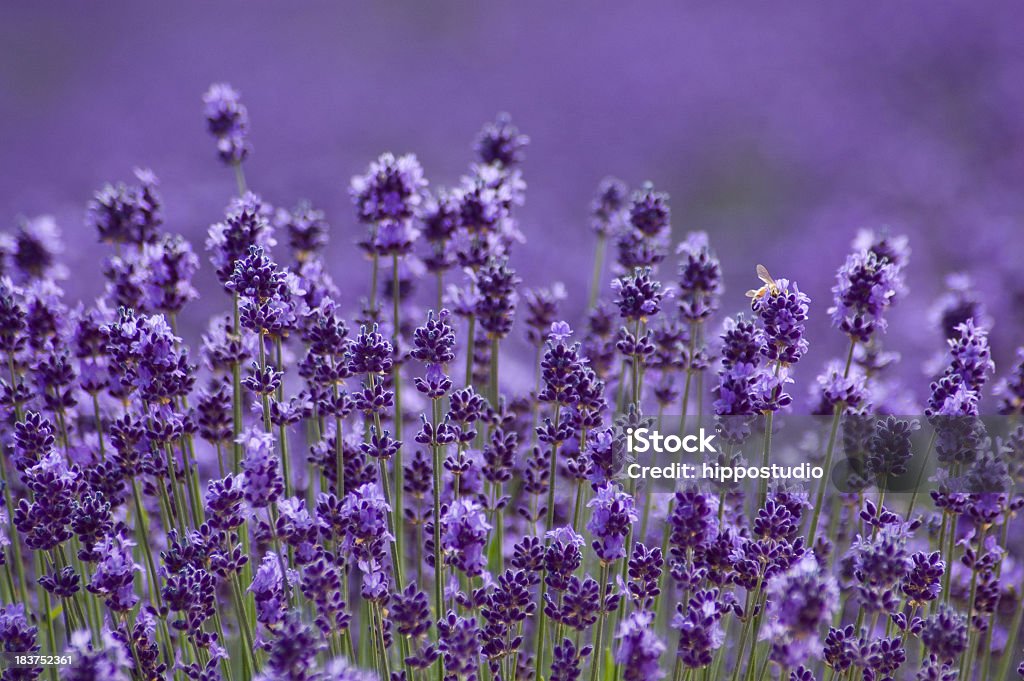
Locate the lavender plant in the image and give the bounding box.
[1,83,1023,681]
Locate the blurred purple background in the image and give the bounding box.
[3,1,1023,402]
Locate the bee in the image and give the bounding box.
[745,264,780,300]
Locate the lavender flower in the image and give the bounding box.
[350,153,427,226]
[676,232,722,322]
[239,428,284,508]
[586,482,638,563]
[441,498,491,577]
[750,273,810,366]
[829,249,903,342]
[591,177,629,237]
[475,112,529,168]
[614,611,665,681]
[88,534,140,612]
[86,168,163,246]
[203,82,251,165]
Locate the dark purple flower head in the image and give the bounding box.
[750,274,810,366]
[206,193,276,286]
[87,168,163,246]
[866,416,919,479]
[474,258,521,339]
[346,325,393,375]
[668,489,718,555]
[260,611,322,680]
[102,308,195,402]
[475,112,529,168]
[545,527,585,591]
[351,153,427,225]
[920,606,967,664]
[829,249,903,342]
[277,201,329,261]
[849,524,911,590]
[437,611,481,680]
[239,428,284,508]
[676,232,722,322]
[203,82,250,165]
[587,482,638,563]
[137,234,200,314]
[672,588,725,668]
[10,216,65,282]
[613,267,666,322]
[628,182,670,237]
[226,245,288,303]
[614,611,665,681]
[410,309,456,366]
[626,542,663,610]
[550,638,592,681]
[390,583,433,639]
[591,177,629,237]
[901,551,944,605]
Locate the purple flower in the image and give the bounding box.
[946,319,994,392]
[901,551,944,606]
[441,498,491,577]
[672,589,725,668]
[437,612,481,680]
[350,153,427,225]
[676,232,722,322]
[10,216,66,283]
[996,348,1024,415]
[550,638,592,681]
[765,554,838,639]
[627,182,670,238]
[248,552,294,627]
[206,193,277,287]
[88,534,140,612]
[276,201,329,261]
[920,606,967,664]
[750,275,810,366]
[810,361,866,415]
[473,257,521,340]
[829,248,903,342]
[591,177,629,237]
[475,112,529,168]
[614,611,665,681]
[86,168,163,246]
[586,482,638,563]
[63,630,132,681]
[613,267,666,322]
[203,82,250,165]
[239,428,284,508]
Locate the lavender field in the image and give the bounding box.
[2,3,1024,681]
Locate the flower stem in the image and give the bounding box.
[808,338,856,544]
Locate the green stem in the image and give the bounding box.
[808,338,856,544]
[588,234,607,309]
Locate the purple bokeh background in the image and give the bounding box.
[3,1,1023,404]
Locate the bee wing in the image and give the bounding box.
[745,289,760,298]
[755,264,776,287]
